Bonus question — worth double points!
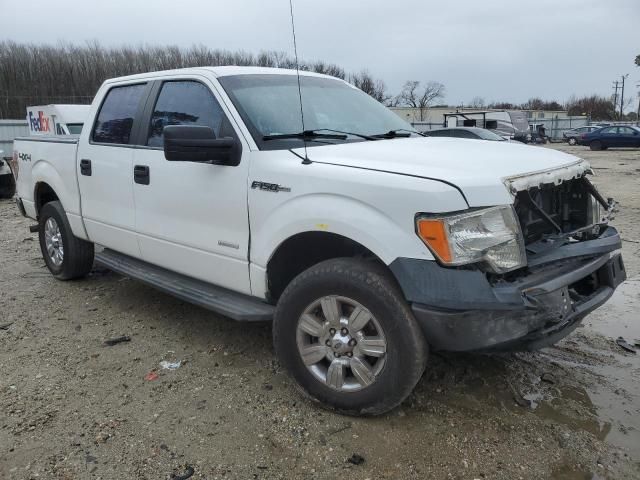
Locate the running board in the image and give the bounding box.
[95,249,274,321]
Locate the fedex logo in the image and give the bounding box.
[29,111,51,133]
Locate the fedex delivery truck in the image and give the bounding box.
[27,105,90,136]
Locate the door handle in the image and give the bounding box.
[80,159,92,176]
[134,165,150,185]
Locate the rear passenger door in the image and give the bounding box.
[598,127,617,148]
[77,82,151,257]
[132,77,252,295]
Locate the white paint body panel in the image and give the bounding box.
[14,67,592,302]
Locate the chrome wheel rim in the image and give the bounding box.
[44,217,64,267]
[296,295,387,392]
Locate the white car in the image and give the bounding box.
[12,67,625,414]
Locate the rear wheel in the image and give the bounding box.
[590,140,602,151]
[273,258,427,415]
[567,137,577,146]
[38,201,94,280]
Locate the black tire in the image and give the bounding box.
[273,258,427,415]
[38,201,94,280]
[0,173,15,198]
[567,137,577,146]
[590,140,602,151]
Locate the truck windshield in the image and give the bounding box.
[218,74,417,150]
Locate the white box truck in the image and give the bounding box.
[27,104,90,136]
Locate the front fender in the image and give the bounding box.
[251,192,436,269]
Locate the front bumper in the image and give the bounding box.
[390,227,626,352]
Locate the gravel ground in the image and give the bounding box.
[0,143,639,479]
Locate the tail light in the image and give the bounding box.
[581,134,588,139]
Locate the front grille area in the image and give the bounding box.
[513,177,593,245]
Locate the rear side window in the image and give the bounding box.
[454,130,475,139]
[92,84,146,144]
[147,81,225,147]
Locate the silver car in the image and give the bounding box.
[563,125,603,145]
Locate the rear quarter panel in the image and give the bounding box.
[14,138,86,238]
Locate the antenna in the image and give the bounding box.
[288,0,311,164]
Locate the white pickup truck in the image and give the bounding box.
[11,67,625,415]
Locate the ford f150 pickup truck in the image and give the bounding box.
[11,67,626,415]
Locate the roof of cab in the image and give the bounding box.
[103,66,338,85]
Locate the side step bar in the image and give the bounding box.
[95,249,274,322]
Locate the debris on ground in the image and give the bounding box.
[0,322,14,330]
[615,337,637,354]
[159,360,182,370]
[347,454,365,465]
[144,371,159,381]
[170,465,194,480]
[541,372,556,384]
[103,335,131,346]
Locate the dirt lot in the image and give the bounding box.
[1,143,639,480]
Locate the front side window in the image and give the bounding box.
[218,74,416,150]
[92,84,146,144]
[618,127,634,136]
[147,81,225,147]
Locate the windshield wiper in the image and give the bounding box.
[311,129,378,141]
[371,129,425,139]
[263,130,348,141]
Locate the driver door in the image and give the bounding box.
[132,77,252,294]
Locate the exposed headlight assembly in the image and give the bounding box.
[416,206,526,273]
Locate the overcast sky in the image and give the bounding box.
[2,0,639,107]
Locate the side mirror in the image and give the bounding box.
[163,125,241,166]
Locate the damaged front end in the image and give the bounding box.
[391,162,626,352]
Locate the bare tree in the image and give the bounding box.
[349,70,390,104]
[467,96,485,108]
[398,80,445,121]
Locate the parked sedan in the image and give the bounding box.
[578,125,640,150]
[424,127,507,141]
[563,125,603,145]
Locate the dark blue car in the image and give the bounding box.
[578,125,640,150]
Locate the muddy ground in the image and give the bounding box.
[0,143,639,480]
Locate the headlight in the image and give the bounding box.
[416,206,526,273]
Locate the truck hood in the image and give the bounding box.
[296,137,589,206]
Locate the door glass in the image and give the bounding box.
[92,84,147,144]
[147,81,225,147]
[601,127,617,134]
[618,127,633,135]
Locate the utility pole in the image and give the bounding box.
[612,80,620,119]
[619,74,629,120]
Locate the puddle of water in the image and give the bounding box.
[579,276,640,456]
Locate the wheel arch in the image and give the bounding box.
[33,181,60,217]
[266,231,390,302]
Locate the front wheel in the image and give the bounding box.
[38,201,94,280]
[273,258,427,415]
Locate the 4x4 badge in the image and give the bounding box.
[251,181,291,193]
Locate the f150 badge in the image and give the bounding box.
[251,181,291,193]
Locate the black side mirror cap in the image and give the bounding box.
[163,125,241,166]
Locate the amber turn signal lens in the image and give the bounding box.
[416,218,452,263]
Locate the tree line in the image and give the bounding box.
[0,41,395,118]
